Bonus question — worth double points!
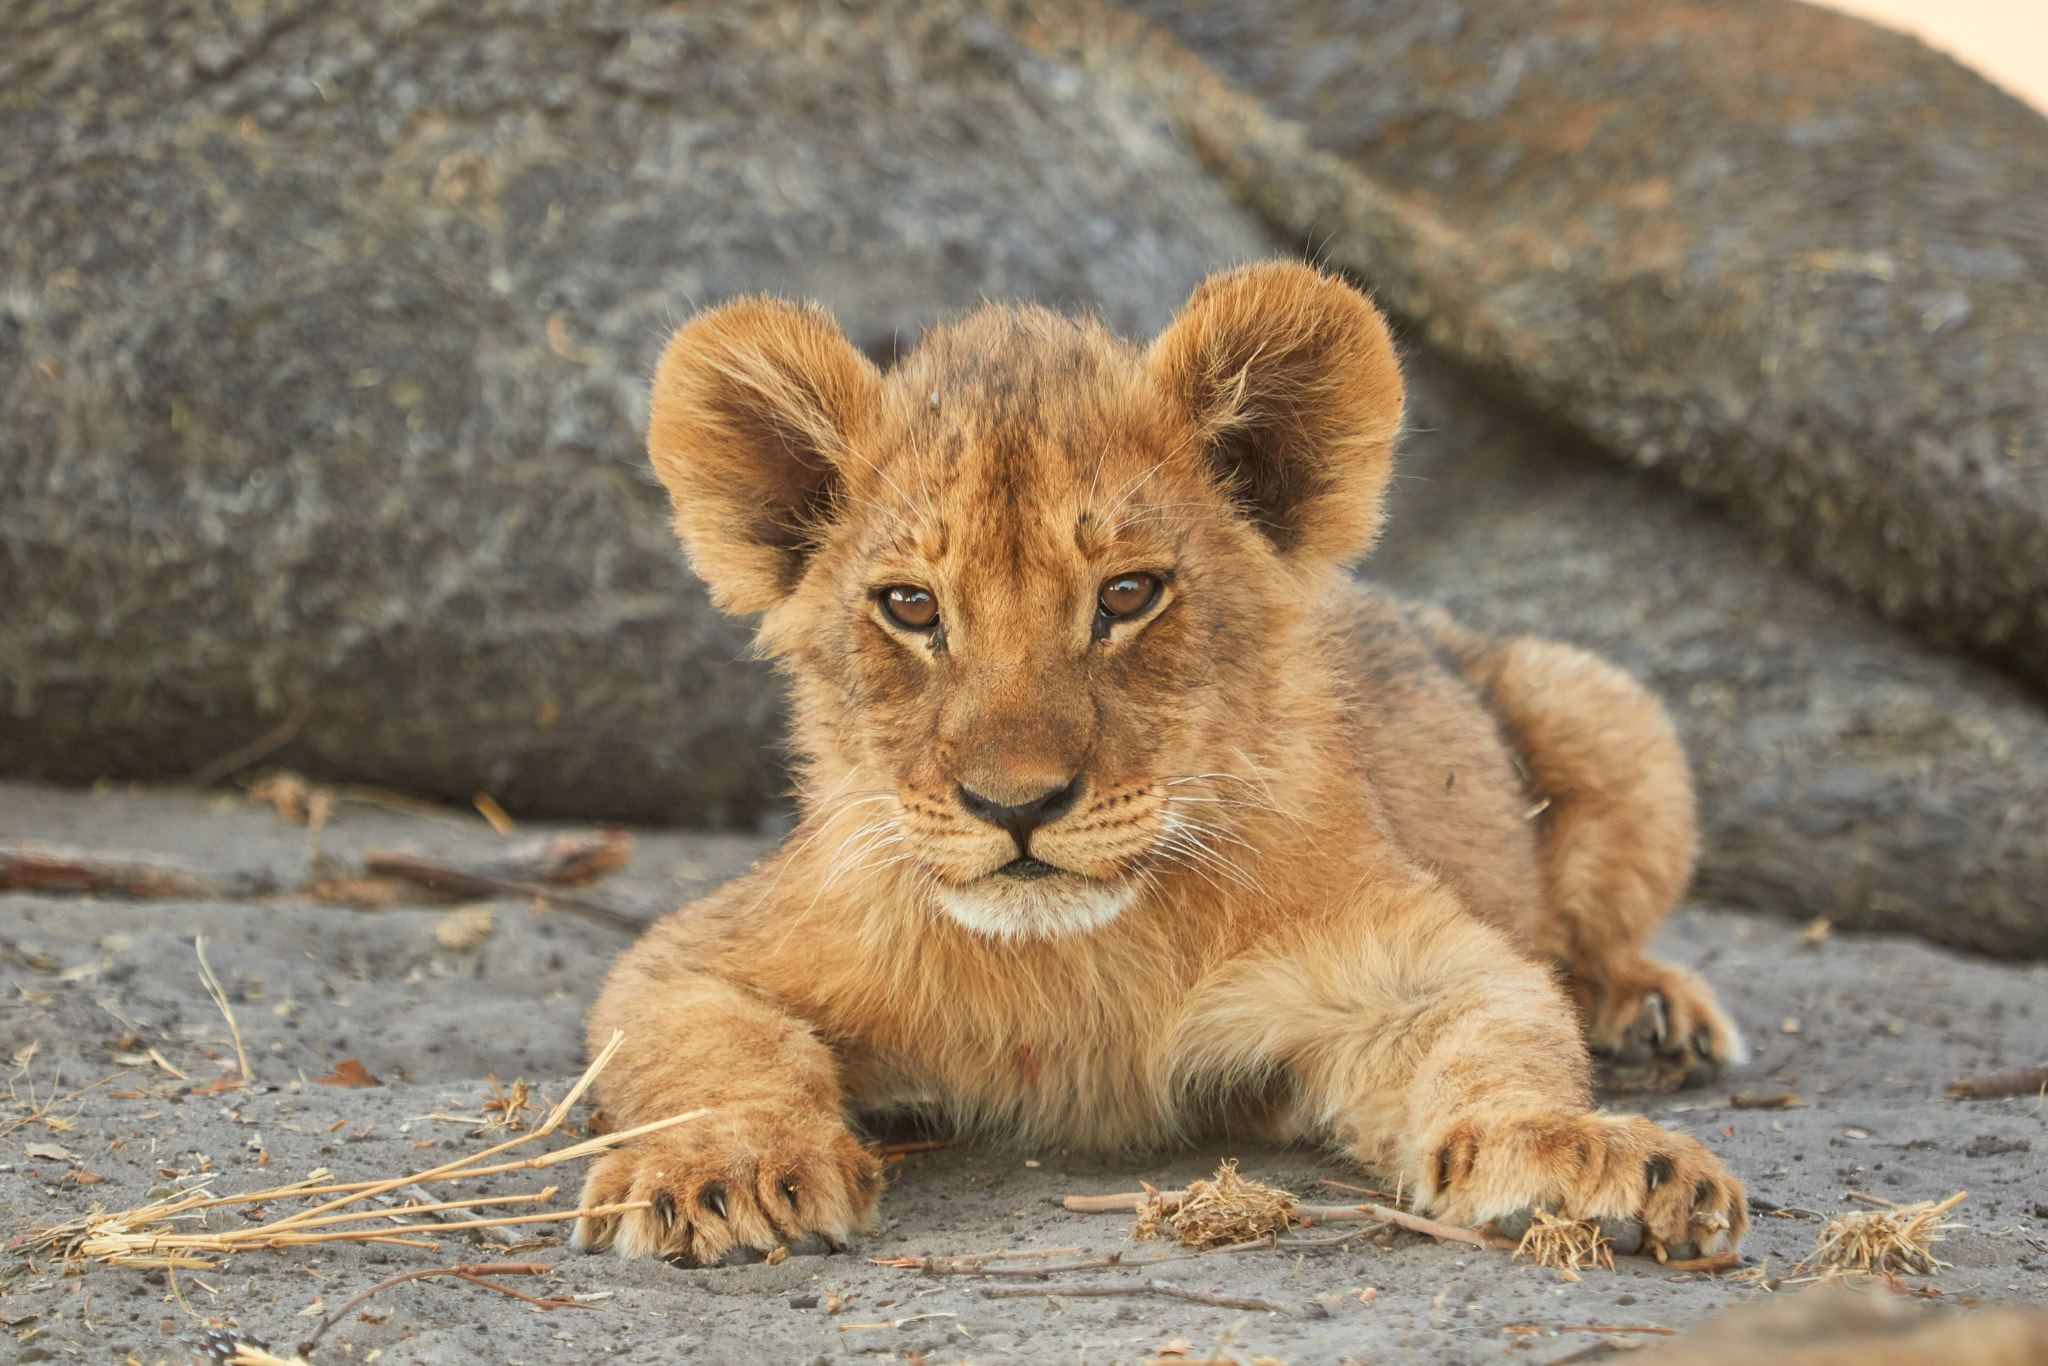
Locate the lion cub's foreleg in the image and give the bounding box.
[571,920,881,1264]
[1190,893,1745,1256]
[1448,628,1744,1091]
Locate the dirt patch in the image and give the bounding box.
[0,780,2042,1363]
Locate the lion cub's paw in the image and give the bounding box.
[1585,961,1745,1094]
[572,1118,882,1264]
[1424,1111,1746,1259]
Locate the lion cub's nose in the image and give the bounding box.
[957,777,1084,855]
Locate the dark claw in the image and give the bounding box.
[700,1182,728,1220]
[653,1191,677,1231]
[1645,1153,1674,1190]
[1643,992,1670,1049]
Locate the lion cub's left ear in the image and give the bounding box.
[646,297,882,615]
[1146,261,1404,566]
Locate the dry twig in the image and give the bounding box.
[1945,1066,2048,1100]
[1794,1191,1967,1276]
[30,1031,702,1266]
[1728,1092,1800,1110]
[194,936,253,1086]
[362,852,646,934]
[0,840,249,900]
[1134,1162,1295,1249]
[1512,1209,1615,1278]
[1067,1183,1502,1249]
[980,1278,1302,1316]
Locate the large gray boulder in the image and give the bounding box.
[1114,0,2048,693]
[1377,350,2048,958]
[0,0,1274,822]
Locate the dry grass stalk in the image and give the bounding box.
[1795,1191,1967,1276]
[31,1031,704,1268]
[1511,1208,1614,1279]
[1133,1161,1296,1250]
[480,1075,534,1131]
[193,936,253,1086]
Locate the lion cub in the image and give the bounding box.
[574,262,1747,1266]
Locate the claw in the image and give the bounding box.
[701,1182,728,1220]
[653,1191,677,1232]
[1645,1153,1674,1190]
[1643,991,1670,1049]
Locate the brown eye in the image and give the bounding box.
[881,585,938,630]
[1098,572,1162,620]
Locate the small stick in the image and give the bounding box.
[1555,1324,1679,1335]
[1728,1093,1800,1110]
[0,841,238,899]
[1297,1204,1504,1249]
[878,1138,955,1157]
[1944,1066,2048,1100]
[362,853,646,934]
[1317,1179,1404,1202]
[194,936,253,1086]
[1062,1190,1501,1248]
[900,1254,1131,1278]
[980,1278,1300,1316]
[1845,1191,1902,1210]
[1062,1190,1183,1213]
[299,1262,577,1352]
[1658,1253,1741,1273]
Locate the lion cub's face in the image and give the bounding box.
[646,263,1404,940]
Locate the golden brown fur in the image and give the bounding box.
[573,262,1746,1266]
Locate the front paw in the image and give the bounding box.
[572,1117,882,1264]
[1423,1111,1746,1258]
[1585,963,1745,1094]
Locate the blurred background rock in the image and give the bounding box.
[3,0,2044,952]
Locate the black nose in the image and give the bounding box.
[957,776,1083,854]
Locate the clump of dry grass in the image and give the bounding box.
[1132,1160,1296,1250]
[1510,1208,1614,1279]
[1795,1191,1967,1276]
[30,1031,701,1269]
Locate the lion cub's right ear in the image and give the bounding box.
[646,298,882,615]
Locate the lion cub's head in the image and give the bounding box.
[646,262,1402,940]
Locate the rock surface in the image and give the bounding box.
[0,0,1274,822]
[1119,0,2048,692]
[1376,350,2048,957]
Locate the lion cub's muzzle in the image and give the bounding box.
[927,773,1144,940]
[956,775,1083,870]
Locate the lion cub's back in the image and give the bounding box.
[1329,582,1545,945]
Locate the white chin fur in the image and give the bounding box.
[935,875,1135,941]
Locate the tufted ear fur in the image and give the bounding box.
[1146,261,1404,565]
[646,297,883,615]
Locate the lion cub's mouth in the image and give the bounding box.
[935,860,1136,941]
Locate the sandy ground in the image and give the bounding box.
[1,779,2044,1365]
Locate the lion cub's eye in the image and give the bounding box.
[1097,572,1162,620]
[880,585,939,630]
